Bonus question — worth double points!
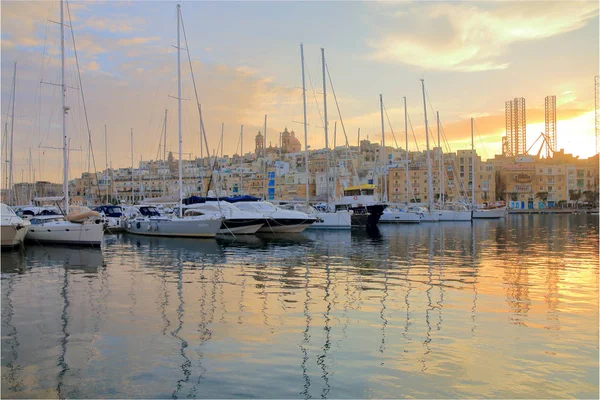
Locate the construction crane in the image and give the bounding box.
[527,131,554,158]
[595,75,599,154]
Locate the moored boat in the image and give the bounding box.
[1,203,29,249]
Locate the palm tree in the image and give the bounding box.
[534,191,548,203]
[569,189,582,208]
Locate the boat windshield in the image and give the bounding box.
[139,206,160,217]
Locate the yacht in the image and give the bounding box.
[472,204,507,219]
[26,208,104,247]
[1,203,29,249]
[285,203,352,230]
[437,203,472,221]
[379,205,422,223]
[180,201,267,235]
[93,204,126,232]
[125,205,222,238]
[333,184,387,229]
[228,199,317,233]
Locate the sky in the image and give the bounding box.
[1,0,599,183]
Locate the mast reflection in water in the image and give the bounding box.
[1,215,598,398]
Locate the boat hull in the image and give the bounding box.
[308,211,352,230]
[219,219,267,235]
[126,217,222,238]
[472,208,507,219]
[438,210,472,221]
[26,221,104,246]
[1,224,28,249]
[347,204,386,228]
[258,218,315,233]
[379,211,421,223]
[104,216,126,233]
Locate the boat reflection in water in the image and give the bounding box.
[1,215,598,399]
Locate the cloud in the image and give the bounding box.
[117,36,161,46]
[85,15,146,33]
[368,1,599,72]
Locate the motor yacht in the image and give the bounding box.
[1,203,30,249]
[125,205,222,238]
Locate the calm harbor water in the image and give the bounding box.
[2,215,598,399]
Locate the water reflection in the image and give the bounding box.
[1,215,598,399]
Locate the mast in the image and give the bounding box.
[240,125,244,194]
[130,128,134,204]
[333,121,337,199]
[379,94,386,202]
[263,114,267,200]
[437,111,442,205]
[421,79,433,212]
[163,109,168,197]
[60,0,69,214]
[301,43,309,206]
[321,48,329,209]
[471,117,475,207]
[404,96,409,205]
[220,122,224,158]
[8,63,16,205]
[139,154,142,202]
[104,124,108,204]
[177,4,183,217]
[163,109,168,163]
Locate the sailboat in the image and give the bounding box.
[435,112,471,222]
[125,4,222,238]
[301,45,351,230]
[25,0,103,246]
[470,117,507,219]
[377,94,421,224]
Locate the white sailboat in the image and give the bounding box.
[25,0,103,246]
[419,79,440,222]
[470,117,507,219]
[125,4,222,238]
[302,45,351,230]
[377,94,421,224]
[434,111,471,222]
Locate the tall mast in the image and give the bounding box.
[301,43,309,206]
[8,62,16,205]
[437,111,442,205]
[333,121,337,199]
[240,125,244,194]
[404,96,409,205]
[263,114,267,200]
[163,109,168,163]
[421,79,433,212]
[471,117,475,206]
[379,94,386,202]
[139,154,142,202]
[104,124,108,204]
[130,128,134,204]
[163,109,167,197]
[321,48,329,209]
[60,0,69,214]
[177,4,183,217]
[220,122,224,158]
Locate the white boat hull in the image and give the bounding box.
[258,220,314,233]
[438,210,472,221]
[126,217,222,238]
[26,221,104,246]
[308,211,352,230]
[218,222,264,235]
[473,208,507,219]
[379,211,421,223]
[421,211,442,222]
[1,224,28,248]
[104,216,126,232]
